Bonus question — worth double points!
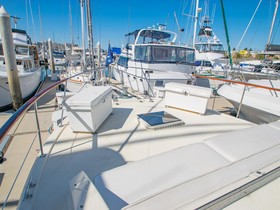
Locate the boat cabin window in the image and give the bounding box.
[210,44,224,52]
[194,60,213,67]
[16,60,23,65]
[150,46,194,63]
[0,44,3,55]
[196,44,224,53]
[134,46,194,63]
[15,45,29,55]
[117,56,129,68]
[0,57,4,64]
[135,46,151,61]
[53,53,65,59]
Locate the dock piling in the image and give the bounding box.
[0,6,23,110]
[48,38,56,80]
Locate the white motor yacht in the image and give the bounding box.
[0,28,42,110]
[111,24,195,96]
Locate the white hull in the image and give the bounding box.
[0,68,42,108]
[217,83,280,124]
[195,51,226,62]
[228,99,280,124]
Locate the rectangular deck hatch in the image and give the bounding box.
[138,111,184,129]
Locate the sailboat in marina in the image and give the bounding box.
[193,0,227,64]
[60,0,100,93]
[1,0,280,209]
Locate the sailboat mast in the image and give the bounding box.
[80,0,86,69]
[193,0,199,47]
[219,0,233,69]
[69,0,74,48]
[267,0,279,46]
[86,0,95,70]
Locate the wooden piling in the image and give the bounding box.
[0,6,23,110]
[48,38,56,80]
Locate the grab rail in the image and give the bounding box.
[195,74,280,118]
[194,75,280,92]
[0,70,92,147]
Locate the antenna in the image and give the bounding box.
[10,16,20,29]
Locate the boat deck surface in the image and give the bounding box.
[0,77,57,209]
[3,80,280,210]
[16,92,255,210]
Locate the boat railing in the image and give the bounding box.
[194,75,280,118]
[0,69,99,209]
[109,63,193,95]
[109,64,163,97]
[229,65,280,81]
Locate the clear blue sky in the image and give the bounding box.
[0,0,279,51]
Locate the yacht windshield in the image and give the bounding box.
[196,44,224,53]
[53,54,65,59]
[15,45,29,55]
[126,29,175,45]
[135,46,194,64]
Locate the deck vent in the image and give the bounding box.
[138,111,184,129]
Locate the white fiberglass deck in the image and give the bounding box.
[17,94,280,210]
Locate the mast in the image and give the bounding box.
[69,0,74,48]
[80,0,86,69]
[86,0,95,70]
[193,0,199,47]
[219,0,233,69]
[267,0,279,46]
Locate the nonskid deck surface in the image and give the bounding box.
[0,78,58,209]
[18,94,256,210]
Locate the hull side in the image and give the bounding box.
[0,68,42,108]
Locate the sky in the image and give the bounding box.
[0,0,279,51]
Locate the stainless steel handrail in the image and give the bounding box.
[194,75,280,92]
[0,70,91,146]
[195,74,280,119]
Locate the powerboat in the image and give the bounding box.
[111,24,196,96]
[0,28,42,110]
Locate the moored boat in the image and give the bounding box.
[0,28,42,110]
[111,24,196,96]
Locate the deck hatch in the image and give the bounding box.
[138,111,184,129]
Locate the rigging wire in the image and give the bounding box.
[28,0,37,43]
[248,12,263,50]
[25,0,29,35]
[38,1,43,42]
[236,0,263,51]
[271,9,280,43]
[182,0,195,46]
[272,19,280,43]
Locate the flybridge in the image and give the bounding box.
[125,26,177,45]
[0,29,31,45]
